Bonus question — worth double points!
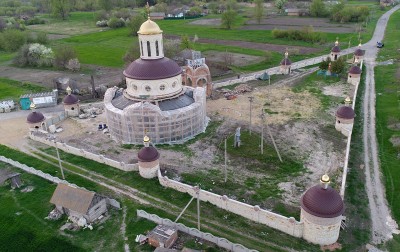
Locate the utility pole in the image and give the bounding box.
[224,137,227,182]
[260,110,265,155]
[54,140,65,180]
[248,96,254,135]
[197,190,200,230]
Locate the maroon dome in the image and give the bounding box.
[124,57,182,80]
[331,46,341,53]
[280,58,292,65]
[301,185,344,218]
[138,146,160,162]
[63,94,79,105]
[349,65,361,74]
[336,106,355,119]
[27,111,45,124]
[354,48,364,56]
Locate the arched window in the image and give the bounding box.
[156,41,159,56]
[140,41,143,56]
[147,41,151,57]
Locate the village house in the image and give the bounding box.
[50,183,108,225]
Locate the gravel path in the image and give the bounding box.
[361,5,400,244]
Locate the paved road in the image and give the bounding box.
[361,5,400,244]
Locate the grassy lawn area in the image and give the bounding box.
[340,66,371,250]
[45,3,385,69]
[374,9,400,251]
[0,144,321,251]
[0,77,50,101]
[29,12,101,35]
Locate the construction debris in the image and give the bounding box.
[219,84,252,99]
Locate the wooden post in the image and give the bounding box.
[90,75,96,98]
[248,96,254,135]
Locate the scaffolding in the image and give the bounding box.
[104,86,208,144]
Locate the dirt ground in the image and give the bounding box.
[0,71,356,208]
[190,17,358,33]
[0,65,123,90]
[203,51,264,67]
[245,17,359,33]
[165,35,320,54]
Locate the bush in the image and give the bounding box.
[13,43,54,67]
[127,15,145,36]
[123,44,140,64]
[107,17,125,29]
[319,57,331,70]
[271,27,326,43]
[95,10,109,21]
[112,8,131,19]
[36,32,48,44]
[25,17,46,25]
[0,29,26,52]
[330,5,370,23]
[96,20,108,27]
[13,43,29,66]
[54,46,77,68]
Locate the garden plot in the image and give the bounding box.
[244,16,359,33]
[203,50,264,67]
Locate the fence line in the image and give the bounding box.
[137,209,259,252]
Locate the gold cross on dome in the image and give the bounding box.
[146,1,150,18]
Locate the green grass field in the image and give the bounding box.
[0,144,320,251]
[374,9,400,250]
[0,78,50,101]
[43,4,385,70]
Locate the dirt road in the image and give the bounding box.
[361,5,400,244]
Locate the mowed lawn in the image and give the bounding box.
[375,9,400,250]
[0,78,50,101]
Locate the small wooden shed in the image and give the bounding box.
[50,183,107,224]
[148,225,178,249]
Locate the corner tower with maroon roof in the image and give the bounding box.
[138,136,160,179]
[330,39,341,61]
[280,50,292,75]
[63,86,80,117]
[335,105,355,136]
[27,103,45,131]
[347,64,362,86]
[300,175,344,245]
[103,12,208,144]
[353,43,365,64]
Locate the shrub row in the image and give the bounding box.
[0,29,48,52]
[272,26,326,43]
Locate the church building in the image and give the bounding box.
[104,15,208,144]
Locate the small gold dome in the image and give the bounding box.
[321,174,330,183]
[138,18,163,35]
[143,135,150,142]
[345,96,351,103]
[29,102,36,110]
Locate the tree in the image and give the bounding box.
[128,15,146,36]
[331,57,346,74]
[274,0,286,14]
[97,0,112,11]
[319,57,331,70]
[221,10,237,30]
[180,35,192,50]
[54,45,77,68]
[51,0,70,20]
[164,39,181,59]
[310,0,327,17]
[123,44,140,64]
[254,0,264,24]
